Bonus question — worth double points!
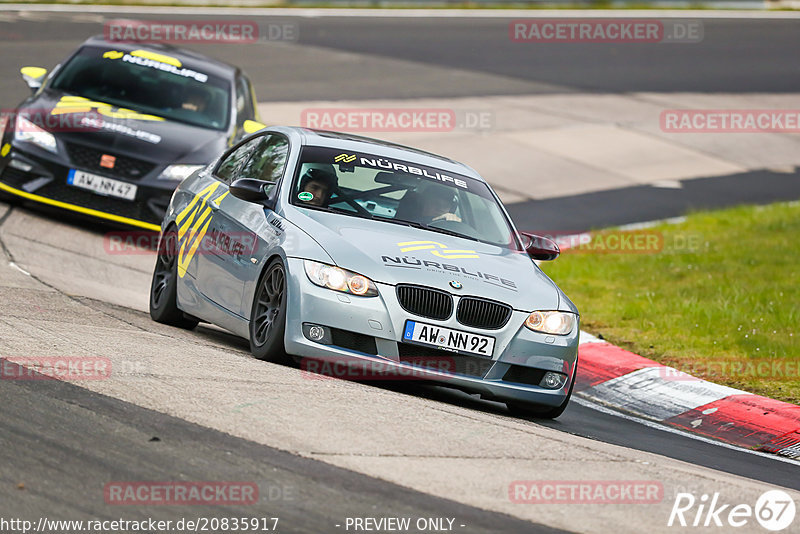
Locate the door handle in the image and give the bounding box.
[207,199,221,211]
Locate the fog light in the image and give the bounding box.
[308,325,325,341]
[8,159,33,172]
[540,371,567,389]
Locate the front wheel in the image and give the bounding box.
[249,258,289,363]
[149,227,198,330]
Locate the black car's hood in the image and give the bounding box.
[20,90,228,163]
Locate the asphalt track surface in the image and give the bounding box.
[1,9,800,533]
[1,360,555,534]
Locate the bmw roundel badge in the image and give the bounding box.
[449,280,463,290]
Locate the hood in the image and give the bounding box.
[291,209,559,311]
[21,90,228,164]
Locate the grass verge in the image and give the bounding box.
[541,201,800,404]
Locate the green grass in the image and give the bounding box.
[541,201,800,404]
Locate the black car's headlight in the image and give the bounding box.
[14,116,57,154]
[524,311,577,335]
[304,260,378,297]
[157,164,204,181]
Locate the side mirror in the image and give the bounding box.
[520,231,560,261]
[20,67,48,92]
[243,120,266,134]
[230,178,273,204]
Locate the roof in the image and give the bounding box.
[82,35,237,80]
[295,128,481,181]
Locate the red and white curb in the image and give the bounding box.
[575,332,800,459]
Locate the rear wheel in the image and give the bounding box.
[249,258,289,363]
[149,227,198,329]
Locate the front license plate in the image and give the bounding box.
[67,169,137,201]
[403,320,495,358]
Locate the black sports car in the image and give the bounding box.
[0,36,264,230]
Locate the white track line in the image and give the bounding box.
[8,261,31,276]
[573,396,800,467]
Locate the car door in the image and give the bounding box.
[227,133,290,318]
[199,133,290,318]
[193,135,262,314]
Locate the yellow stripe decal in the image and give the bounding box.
[130,50,182,68]
[0,182,161,231]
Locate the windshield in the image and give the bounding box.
[50,46,230,130]
[291,146,520,249]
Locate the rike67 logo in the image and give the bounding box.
[668,490,796,531]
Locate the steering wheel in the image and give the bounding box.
[332,187,372,217]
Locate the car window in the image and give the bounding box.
[215,137,261,185]
[235,75,256,122]
[291,146,519,248]
[235,77,247,117]
[49,46,231,130]
[239,135,289,184]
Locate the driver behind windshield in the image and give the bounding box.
[181,87,209,113]
[298,167,338,207]
[420,186,462,224]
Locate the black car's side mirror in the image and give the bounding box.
[230,178,274,205]
[20,66,47,92]
[519,231,560,261]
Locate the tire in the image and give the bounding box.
[249,257,289,363]
[0,188,19,205]
[149,227,198,329]
[507,361,578,419]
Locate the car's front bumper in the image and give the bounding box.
[0,141,175,230]
[283,258,579,408]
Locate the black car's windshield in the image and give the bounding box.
[291,146,520,249]
[50,46,230,130]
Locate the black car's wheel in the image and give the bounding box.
[0,188,19,205]
[249,258,289,363]
[507,362,578,419]
[149,227,198,329]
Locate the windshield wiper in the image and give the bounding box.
[387,217,478,242]
[418,224,476,241]
[317,208,483,244]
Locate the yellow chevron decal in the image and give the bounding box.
[51,95,164,122]
[334,153,356,163]
[175,182,228,278]
[397,240,478,259]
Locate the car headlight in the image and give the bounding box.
[304,260,378,297]
[0,114,9,139]
[524,311,576,335]
[157,164,204,181]
[14,115,57,153]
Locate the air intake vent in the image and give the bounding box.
[65,143,156,180]
[456,297,512,330]
[396,285,453,321]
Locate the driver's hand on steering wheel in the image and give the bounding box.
[432,213,462,223]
